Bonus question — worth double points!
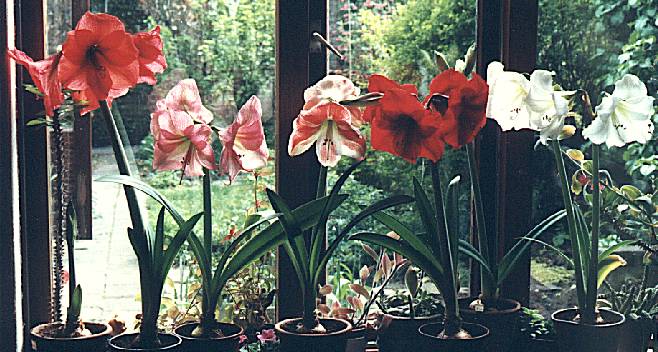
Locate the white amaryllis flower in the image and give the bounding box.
[485,61,532,131]
[583,74,655,147]
[525,70,574,144]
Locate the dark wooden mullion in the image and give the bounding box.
[71,0,92,240]
[498,0,539,305]
[16,0,52,328]
[275,0,327,320]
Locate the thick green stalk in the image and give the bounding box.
[316,166,328,199]
[99,100,146,234]
[466,142,497,304]
[302,284,318,329]
[584,145,601,324]
[551,140,587,310]
[430,162,460,324]
[202,169,213,325]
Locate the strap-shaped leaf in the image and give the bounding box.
[497,209,566,285]
[519,237,573,266]
[153,207,167,270]
[458,239,494,281]
[412,177,439,255]
[159,213,203,285]
[351,232,445,288]
[314,195,414,286]
[598,240,636,262]
[597,255,626,288]
[445,175,461,280]
[311,161,363,273]
[574,205,591,274]
[373,211,436,266]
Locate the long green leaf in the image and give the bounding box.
[598,240,636,262]
[497,210,566,285]
[153,207,166,270]
[445,175,460,282]
[412,177,439,254]
[520,237,573,265]
[597,255,627,288]
[159,213,203,284]
[458,240,494,281]
[372,211,436,266]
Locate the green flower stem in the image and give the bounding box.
[430,161,460,324]
[99,100,146,234]
[317,165,328,199]
[202,168,213,324]
[466,142,497,304]
[551,139,587,311]
[584,144,601,324]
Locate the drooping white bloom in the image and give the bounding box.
[485,61,532,131]
[525,70,573,144]
[583,74,655,147]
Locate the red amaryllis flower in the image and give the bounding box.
[371,88,444,163]
[363,74,417,124]
[218,95,269,182]
[151,102,216,176]
[58,12,139,105]
[426,69,488,148]
[132,26,167,85]
[8,49,64,116]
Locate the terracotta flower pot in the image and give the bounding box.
[108,332,181,351]
[458,297,521,352]
[275,317,352,352]
[616,317,653,352]
[418,322,490,352]
[174,321,244,352]
[376,314,441,352]
[551,308,625,352]
[30,321,112,352]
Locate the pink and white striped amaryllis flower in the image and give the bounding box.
[218,95,269,182]
[583,74,655,148]
[288,75,366,167]
[164,78,213,124]
[151,100,216,177]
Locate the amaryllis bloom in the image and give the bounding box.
[363,74,418,124]
[257,329,277,343]
[302,74,363,126]
[218,96,269,182]
[58,12,139,104]
[583,74,655,147]
[426,69,488,148]
[289,76,366,167]
[525,70,573,144]
[485,61,532,131]
[8,49,64,116]
[151,104,216,176]
[132,26,167,85]
[371,88,444,163]
[164,79,213,124]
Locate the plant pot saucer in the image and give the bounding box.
[30,321,112,352]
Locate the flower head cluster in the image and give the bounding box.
[9,11,166,116]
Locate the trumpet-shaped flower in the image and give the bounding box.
[525,70,573,144]
[371,88,444,163]
[164,79,213,124]
[58,12,139,104]
[363,74,418,124]
[132,26,167,85]
[218,96,269,182]
[151,103,216,176]
[8,49,64,116]
[485,61,531,131]
[426,69,488,148]
[583,74,655,147]
[288,75,366,167]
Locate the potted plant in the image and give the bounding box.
[516,308,557,352]
[267,74,413,352]
[350,66,492,351]
[487,62,655,351]
[30,204,113,351]
[603,281,658,352]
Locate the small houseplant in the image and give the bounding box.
[487,62,655,352]
[603,280,658,352]
[29,204,113,352]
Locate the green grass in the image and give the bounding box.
[531,259,573,286]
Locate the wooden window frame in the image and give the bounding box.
[1,1,542,348]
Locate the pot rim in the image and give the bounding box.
[551,307,626,328]
[173,321,244,341]
[30,321,112,341]
[385,312,442,321]
[418,321,490,341]
[275,317,352,338]
[459,296,522,315]
[108,332,181,351]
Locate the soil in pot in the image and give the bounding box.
[275,317,352,352]
[174,321,244,352]
[459,297,521,352]
[418,322,490,352]
[30,322,112,352]
[617,317,653,352]
[108,332,181,352]
[551,308,625,352]
[376,314,441,352]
